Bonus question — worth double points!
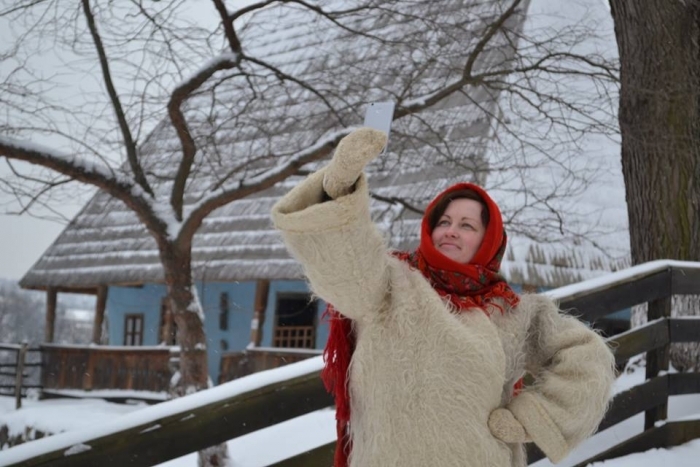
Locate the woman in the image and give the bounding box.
[272,128,615,467]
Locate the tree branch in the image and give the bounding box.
[1,161,73,218]
[395,0,523,118]
[229,0,369,23]
[211,0,242,54]
[369,192,424,215]
[168,53,242,220]
[0,137,167,233]
[178,127,352,242]
[80,0,153,197]
[463,0,522,80]
[242,55,346,124]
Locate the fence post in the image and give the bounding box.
[14,342,28,410]
[645,295,672,430]
[83,347,95,391]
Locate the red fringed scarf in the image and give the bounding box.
[321,183,521,467]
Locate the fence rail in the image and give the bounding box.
[2,260,700,467]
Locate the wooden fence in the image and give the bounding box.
[0,343,41,409]
[3,260,700,467]
[40,344,174,393]
[219,347,322,383]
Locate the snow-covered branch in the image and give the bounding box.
[169,52,242,221]
[178,127,355,241]
[0,137,172,233]
[80,0,153,198]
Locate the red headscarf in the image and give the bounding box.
[321,182,520,467]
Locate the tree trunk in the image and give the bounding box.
[610,0,700,370]
[159,241,231,467]
[92,286,108,344]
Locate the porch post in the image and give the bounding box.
[45,287,57,343]
[250,280,270,347]
[92,286,108,344]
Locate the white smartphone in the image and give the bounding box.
[363,101,395,154]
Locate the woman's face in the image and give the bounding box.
[431,198,486,264]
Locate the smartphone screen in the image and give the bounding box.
[363,101,395,153]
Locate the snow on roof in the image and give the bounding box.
[20,0,629,291]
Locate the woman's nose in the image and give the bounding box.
[445,225,458,237]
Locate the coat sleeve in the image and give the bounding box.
[270,166,390,321]
[507,294,615,463]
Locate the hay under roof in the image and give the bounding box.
[20,0,630,292]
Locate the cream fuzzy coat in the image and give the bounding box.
[271,168,615,467]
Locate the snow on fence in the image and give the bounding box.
[1,260,700,467]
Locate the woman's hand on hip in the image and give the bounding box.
[488,408,532,444]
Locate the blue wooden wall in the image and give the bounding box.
[106,280,329,384]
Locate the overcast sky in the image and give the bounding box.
[0,0,229,281]
[0,13,90,280]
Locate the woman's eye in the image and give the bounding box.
[438,220,450,226]
[461,223,473,230]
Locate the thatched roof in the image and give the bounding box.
[20,0,630,292]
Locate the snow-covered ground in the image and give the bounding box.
[1,361,699,467]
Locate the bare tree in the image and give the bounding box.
[609,0,700,371]
[0,279,45,344]
[1,0,618,464]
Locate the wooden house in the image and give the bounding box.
[18,0,630,389]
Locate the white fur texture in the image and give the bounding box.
[323,128,388,199]
[272,167,615,467]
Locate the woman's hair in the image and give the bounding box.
[427,189,490,232]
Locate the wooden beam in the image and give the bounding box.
[645,296,671,430]
[250,280,270,347]
[669,317,700,343]
[559,270,670,322]
[44,288,57,343]
[669,372,700,396]
[671,266,700,295]
[21,285,100,294]
[4,368,332,467]
[526,443,545,464]
[92,286,108,345]
[598,376,669,432]
[607,319,669,365]
[14,342,28,409]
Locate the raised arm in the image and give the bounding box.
[498,294,615,462]
[271,128,391,321]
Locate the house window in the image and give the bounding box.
[124,314,144,346]
[159,298,177,346]
[273,294,317,349]
[219,292,229,331]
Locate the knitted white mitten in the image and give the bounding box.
[488,408,532,444]
[322,127,388,199]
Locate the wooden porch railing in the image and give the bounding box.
[219,347,322,383]
[40,344,174,393]
[3,260,700,467]
[0,343,40,409]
